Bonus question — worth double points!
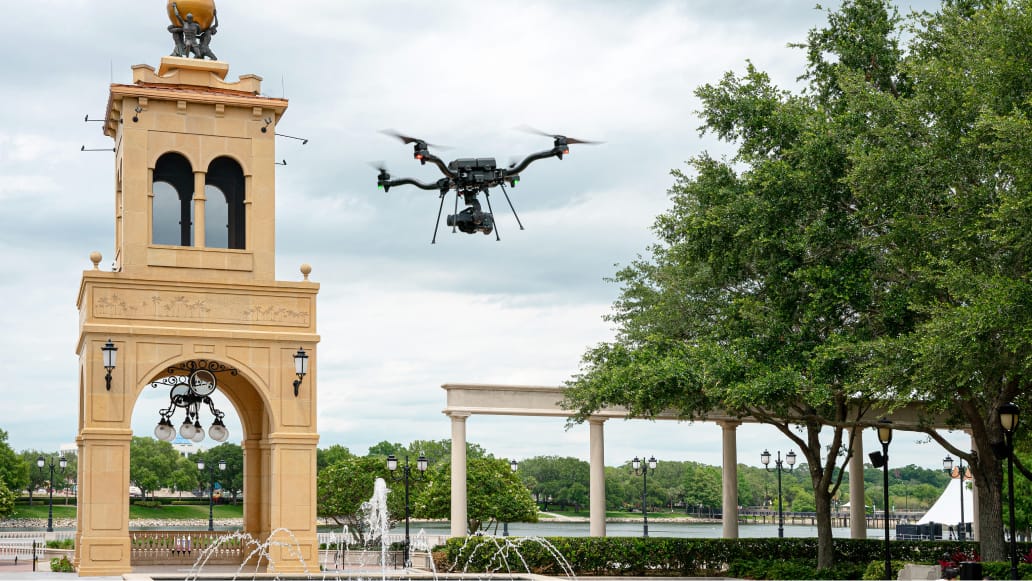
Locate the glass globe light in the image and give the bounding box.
[209,420,229,443]
[180,418,196,440]
[191,421,206,443]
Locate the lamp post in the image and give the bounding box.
[36,455,67,532]
[999,402,1020,581]
[503,459,518,536]
[631,455,657,538]
[869,419,893,581]
[196,458,226,531]
[941,455,967,541]
[761,449,796,538]
[388,453,427,568]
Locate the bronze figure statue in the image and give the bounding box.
[169,2,219,60]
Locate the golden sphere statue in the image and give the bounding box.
[167,0,216,31]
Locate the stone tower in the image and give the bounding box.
[75,55,320,575]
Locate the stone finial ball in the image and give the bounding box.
[167,0,216,30]
[300,263,312,279]
[89,251,102,269]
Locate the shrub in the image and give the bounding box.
[46,538,74,549]
[50,556,74,572]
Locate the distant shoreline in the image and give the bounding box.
[1,515,722,530]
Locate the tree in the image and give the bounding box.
[317,455,399,545]
[317,444,354,471]
[0,429,28,497]
[840,0,1032,560]
[416,457,537,534]
[562,1,909,569]
[196,443,243,503]
[21,451,76,506]
[518,456,590,511]
[0,480,14,519]
[129,437,182,499]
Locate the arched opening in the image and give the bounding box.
[205,157,246,249]
[126,358,270,567]
[153,153,194,246]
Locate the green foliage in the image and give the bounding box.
[316,444,353,471]
[50,555,74,572]
[0,429,29,495]
[193,442,243,502]
[417,457,537,534]
[317,455,399,545]
[129,437,187,498]
[46,538,74,549]
[0,479,15,519]
[442,537,1023,578]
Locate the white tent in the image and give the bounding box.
[917,477,974,525]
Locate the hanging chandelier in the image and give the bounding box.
[151,360,235,443]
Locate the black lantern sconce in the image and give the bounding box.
[293,347,309,397]
[102,339,117,390]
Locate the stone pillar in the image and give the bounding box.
[588,417,607,537]
[849,428,867,539]
[718,420,741,538]
[74,429,132,577]
[193,171,206,247]
[449,412,470,537]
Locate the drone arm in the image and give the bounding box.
[504,148,562,177]
[421,151,457,179]
[386,177,450,191]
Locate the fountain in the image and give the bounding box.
[140,478,575,581]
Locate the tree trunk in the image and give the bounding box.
[972,440,1006,561]
[813,486,835,570]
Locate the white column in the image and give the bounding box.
[588,417,607,537]
[849,428,867,539]
[449,412,469,537]
[969,431,979,541]
[718,420,741,538]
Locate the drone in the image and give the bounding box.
[375,128,600,243]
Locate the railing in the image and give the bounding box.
[316,532,449,550]
[130,531,243,565]
[0,539,43,565]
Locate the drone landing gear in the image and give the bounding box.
[432,192,448,245]
[499,183,525,231]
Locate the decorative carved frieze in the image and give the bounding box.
[92,287,310,326]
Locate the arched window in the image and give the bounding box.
[205,157,245,249]
[152,153,193,246]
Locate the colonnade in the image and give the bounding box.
[441,383,972,541]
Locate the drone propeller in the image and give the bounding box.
[517,125,604,146]
[379,129,450,149]
[370,161,392,192]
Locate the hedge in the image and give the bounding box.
[439,537,1032,578]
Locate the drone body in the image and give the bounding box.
[376,130,598,243]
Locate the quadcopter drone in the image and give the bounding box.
[375,128,599,243]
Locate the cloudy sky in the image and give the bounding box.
[1,0,968,471]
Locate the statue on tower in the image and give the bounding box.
[167,0,219,60]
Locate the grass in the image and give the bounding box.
[12,503,243,520]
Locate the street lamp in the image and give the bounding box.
[36,455,67,532]
[196,458,226,531]
[387,453,427,568]
[999,402,1020,581]
[941,454,968,541]
[503,459,518,536]
[869,419,893,581]
[631,455,657,538]
[760,449,796,538]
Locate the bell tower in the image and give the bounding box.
[75,40,320,576]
